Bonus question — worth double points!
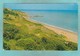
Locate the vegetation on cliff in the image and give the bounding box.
[3,8,77,50]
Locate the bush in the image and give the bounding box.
[42,37,47,43]
[3,42,10,50]
[66,42,77,50]
[3,23,19,40]
[4,8,19,16]
[16,38,37,50]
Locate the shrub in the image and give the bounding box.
[3,23,19,40]
[16,38,37,50]
[42,37,47,43]
[3,42,10,50]
[66,42,77,50]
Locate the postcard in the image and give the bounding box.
[3,3,78,50]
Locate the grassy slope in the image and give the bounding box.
[3,8,77,50]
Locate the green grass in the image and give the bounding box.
[3,8,77,50]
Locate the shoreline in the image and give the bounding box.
[24,17,78,43]
[27,18,77,33]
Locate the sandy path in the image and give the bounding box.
[44,25,78,43]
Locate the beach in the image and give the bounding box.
[44,25,78,43]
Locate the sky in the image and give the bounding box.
[4,3,78,10]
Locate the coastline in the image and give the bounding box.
[24,17,78,43]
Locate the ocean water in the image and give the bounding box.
[22,10,78,33]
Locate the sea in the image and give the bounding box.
[21,10,78,33]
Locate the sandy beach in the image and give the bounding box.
[44,25,78,43]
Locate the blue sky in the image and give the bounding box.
[4,3,78,10]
